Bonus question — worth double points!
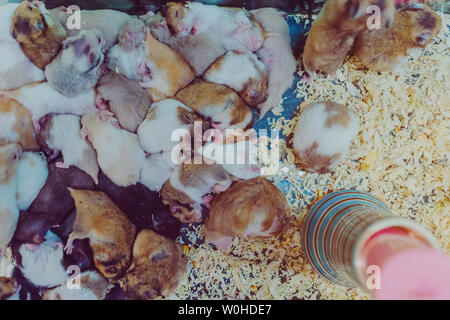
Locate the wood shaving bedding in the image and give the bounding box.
[174,12,449,300]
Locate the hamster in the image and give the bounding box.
[204,177,290,250]
[0,277,18,300]
[38,114,99,184]
[1,82,96,132]
[107,18,147,81]
[164,2,264,52]
[142,11,226,76]
[14,163,95,245]
[124,229,187,300]
[175,80,253,130]
[10,0,67,69]
[81,112,145,187]
[291,101,359,173]
[302,0,395,78]
[140,151,178,192]
[50,7,131,51]
[65,189,137,280]
[203,50,268,107]
[45,29,106,97]
[137,98,202,154]
[202,128,261,180]
[16,151,48,211]
[161,163,233,223]
[43,270,109,300]
[0,143,21,251]
[251,8,297,118]
[16,231,67,288]
[0,41,45,90]
[96,70,151,133]
[140,32,195,102]
[97,171,181,240]
[0,96,39,151]
[352,4,442,72]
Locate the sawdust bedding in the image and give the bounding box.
[172,12,450,300]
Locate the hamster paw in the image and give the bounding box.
[55,161,70,169]
[64,238,75,255]
[201,194,214,208]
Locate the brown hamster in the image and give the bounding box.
[302,0,395,78]
[352,4,442,72]
[0,277,18,300]
[124,229,187,300]
[10,0,67,69]
[175,80,253,130]
[161,163,233,223]
[204,177,290,250]
[96,70,152,133]
[140,32,195,102]
[203,50,268,107]
[45,29,106,97]
[65,189,137,279]
[0,96,39,151]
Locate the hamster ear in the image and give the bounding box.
[416,31,432,45]
[348,0,367,20]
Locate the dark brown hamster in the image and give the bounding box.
[124,229,187,300]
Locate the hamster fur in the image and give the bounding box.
[10,0,67,69]
[175,80,253,130]
[137,98,201,154]
[204,177,290,250]
[107,18,147,81]
[43,270,109,300]
[352,3,443,72]
[81,112,145,187]
[203,50,268,107]
[1,82,96,132]
[45,29,106,97]
[66,188,137,280]
[39,114,99,184]
[0,143,21,251]
[16,151,48,211]
[96,70,151,133]
[140,32,195,102]
[0,96,39,150]
[18,231,67,288]
[302,0,395,77]
[251,7,297,119]
[291,101,360,173]
[124,229,187,300]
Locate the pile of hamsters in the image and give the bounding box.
[0,0,442,300]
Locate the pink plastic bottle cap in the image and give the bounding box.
[375,248,450,300]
